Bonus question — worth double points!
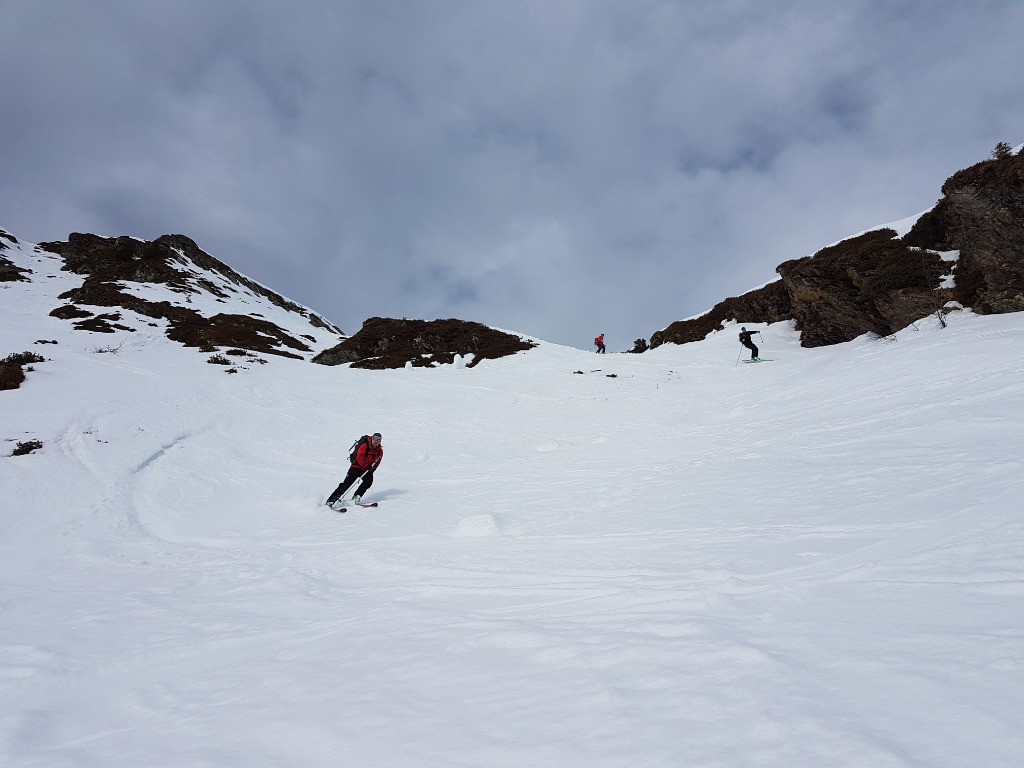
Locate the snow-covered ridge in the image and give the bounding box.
[2,229,345,361]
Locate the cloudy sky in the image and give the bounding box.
[2,1,1023,348]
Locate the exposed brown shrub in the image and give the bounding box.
[0,362,26,390]
[49,305,94,320]
[2,351,45,365]
[11,439,43,456]
[940,150,1024,201]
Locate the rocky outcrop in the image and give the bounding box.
[313,317,536,369]
[776,229,950,347]
[651,147,1024,349]
[903,149,1024,314]
[36,233,341,357]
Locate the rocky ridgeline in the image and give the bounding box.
[5,147,1022,365]
[651,146,1024,348]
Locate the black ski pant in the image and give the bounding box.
[743,342,758,359]
[327,466,374,503]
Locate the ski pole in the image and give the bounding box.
[734,346,743,366]
[342,470,371,502]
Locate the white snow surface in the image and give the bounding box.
[3,236,1024,767]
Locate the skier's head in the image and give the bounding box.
[371,432,382,444]
[741,327,746,332]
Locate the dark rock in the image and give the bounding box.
[0,362,26,390]
[313,317,536,369]
[777,229,949,346]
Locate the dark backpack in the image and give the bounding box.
[348,435,369,464]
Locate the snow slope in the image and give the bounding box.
[2,234,1024,767]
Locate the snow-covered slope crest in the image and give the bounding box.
[1,226,344,361]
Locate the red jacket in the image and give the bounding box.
[351,439,383,471]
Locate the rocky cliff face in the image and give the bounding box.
[651,147,1024,349]
[775,229,951,347]
[904,149,1024,314]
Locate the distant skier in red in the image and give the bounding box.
[326,432,383,507]
[594,333,606,353]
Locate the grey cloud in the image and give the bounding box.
[2,0,1023,348]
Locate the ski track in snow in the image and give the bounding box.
[3,253,1024,767]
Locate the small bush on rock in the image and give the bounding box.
[2,351,45,365]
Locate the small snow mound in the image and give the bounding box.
[453,513,504,537]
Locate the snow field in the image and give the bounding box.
[3,252,1024,766]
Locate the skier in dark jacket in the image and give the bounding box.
[738,327,760,361]
[326,432,383,507]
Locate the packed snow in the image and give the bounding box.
[2,237,1024,767]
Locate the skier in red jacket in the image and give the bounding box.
[594,333,606,353]
[326,432,383,507]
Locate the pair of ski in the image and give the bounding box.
[331,500,378,513]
